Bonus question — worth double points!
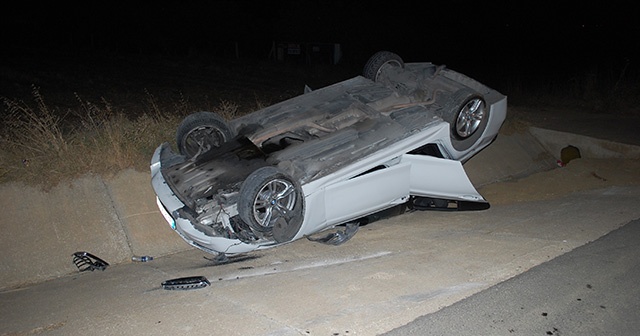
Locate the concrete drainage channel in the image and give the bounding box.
[1,126,639,291]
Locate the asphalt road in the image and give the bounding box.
[383,219,640,336]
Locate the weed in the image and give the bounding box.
[213,99,240,120]
[2,86,68,157]
[0,87,253,189]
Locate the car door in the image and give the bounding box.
[403,153,485,202]
[323,160,410,226]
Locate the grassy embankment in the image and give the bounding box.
[0,86,246,188]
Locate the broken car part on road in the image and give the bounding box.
[72,252,109,272]
[161,276,211,290]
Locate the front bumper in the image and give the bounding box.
[150,144,264,255]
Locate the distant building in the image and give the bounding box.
[270,42,342,65]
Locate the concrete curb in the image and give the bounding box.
[0,171,190,290]
[105,170,189,258]
[529,127,640,160]
[464,129,558,187]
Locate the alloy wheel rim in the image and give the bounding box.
[253,179,296,228]
[455,98,485,138]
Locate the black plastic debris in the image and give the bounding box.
[203,253,259,265]
[161,276,210,290]
[307,222,359,246]
[72,251,109,272]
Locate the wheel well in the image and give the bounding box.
[407,143,444,158]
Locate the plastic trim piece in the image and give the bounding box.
[72,251,109,272]
[161,276,211,290]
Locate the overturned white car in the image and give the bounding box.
[151,51,507,258]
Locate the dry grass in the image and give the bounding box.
[0,86,249,189]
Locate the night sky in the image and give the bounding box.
[2,1,639,97]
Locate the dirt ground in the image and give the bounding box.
[480,105,640,206]
[479,157,640,205]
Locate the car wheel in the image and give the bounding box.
[237,167,304,243]
[176,112,233,159]
[443,88,488,151]
[363,51,404,82]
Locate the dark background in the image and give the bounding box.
[2,0,639,109]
